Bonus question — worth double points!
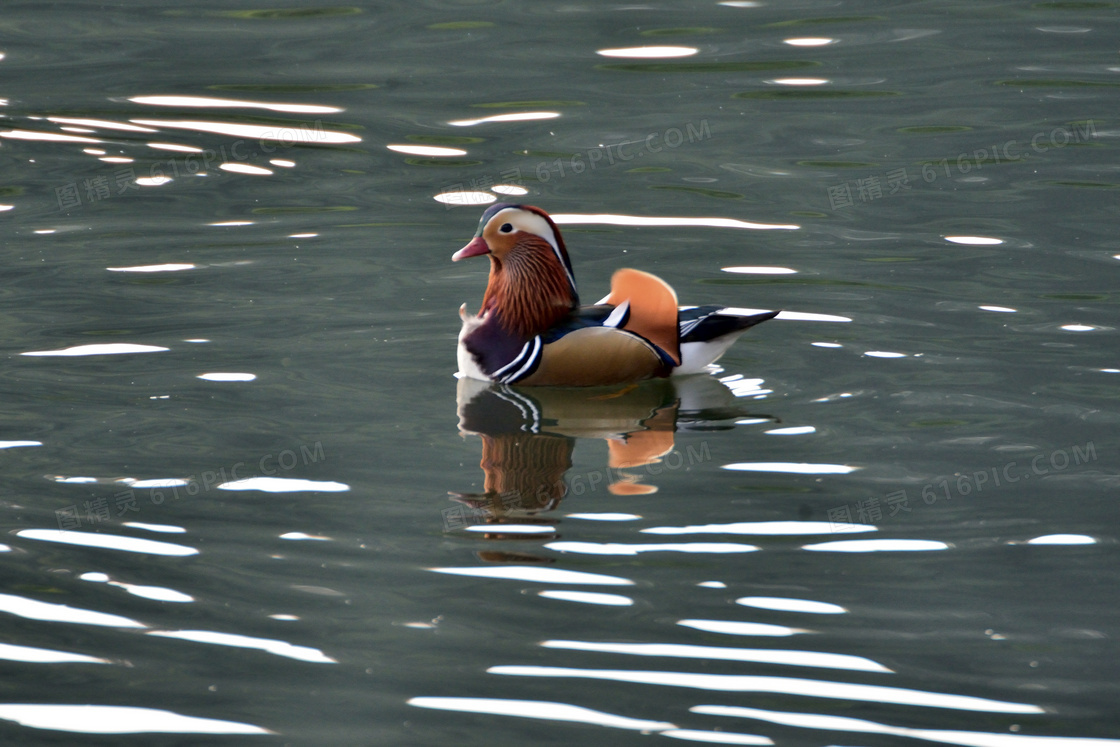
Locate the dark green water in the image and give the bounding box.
[0,1,1117,745]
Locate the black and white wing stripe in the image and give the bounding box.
[491,335,543,384]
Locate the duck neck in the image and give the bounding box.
[482,248,577,339]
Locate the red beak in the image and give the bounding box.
[452,236,490,262]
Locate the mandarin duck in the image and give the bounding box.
[453,204,778,387]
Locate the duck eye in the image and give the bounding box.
[499,223,514,233]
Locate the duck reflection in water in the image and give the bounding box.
[449,375,774,544]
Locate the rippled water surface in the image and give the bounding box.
[1,1,1117,744]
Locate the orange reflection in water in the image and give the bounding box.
[449,376,772,541]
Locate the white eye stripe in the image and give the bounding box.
[490,208,558,252]
[489,207,576,293]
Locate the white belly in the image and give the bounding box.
[456,310,492,382]
[673,335,743,375]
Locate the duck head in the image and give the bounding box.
[453,204,579,337]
